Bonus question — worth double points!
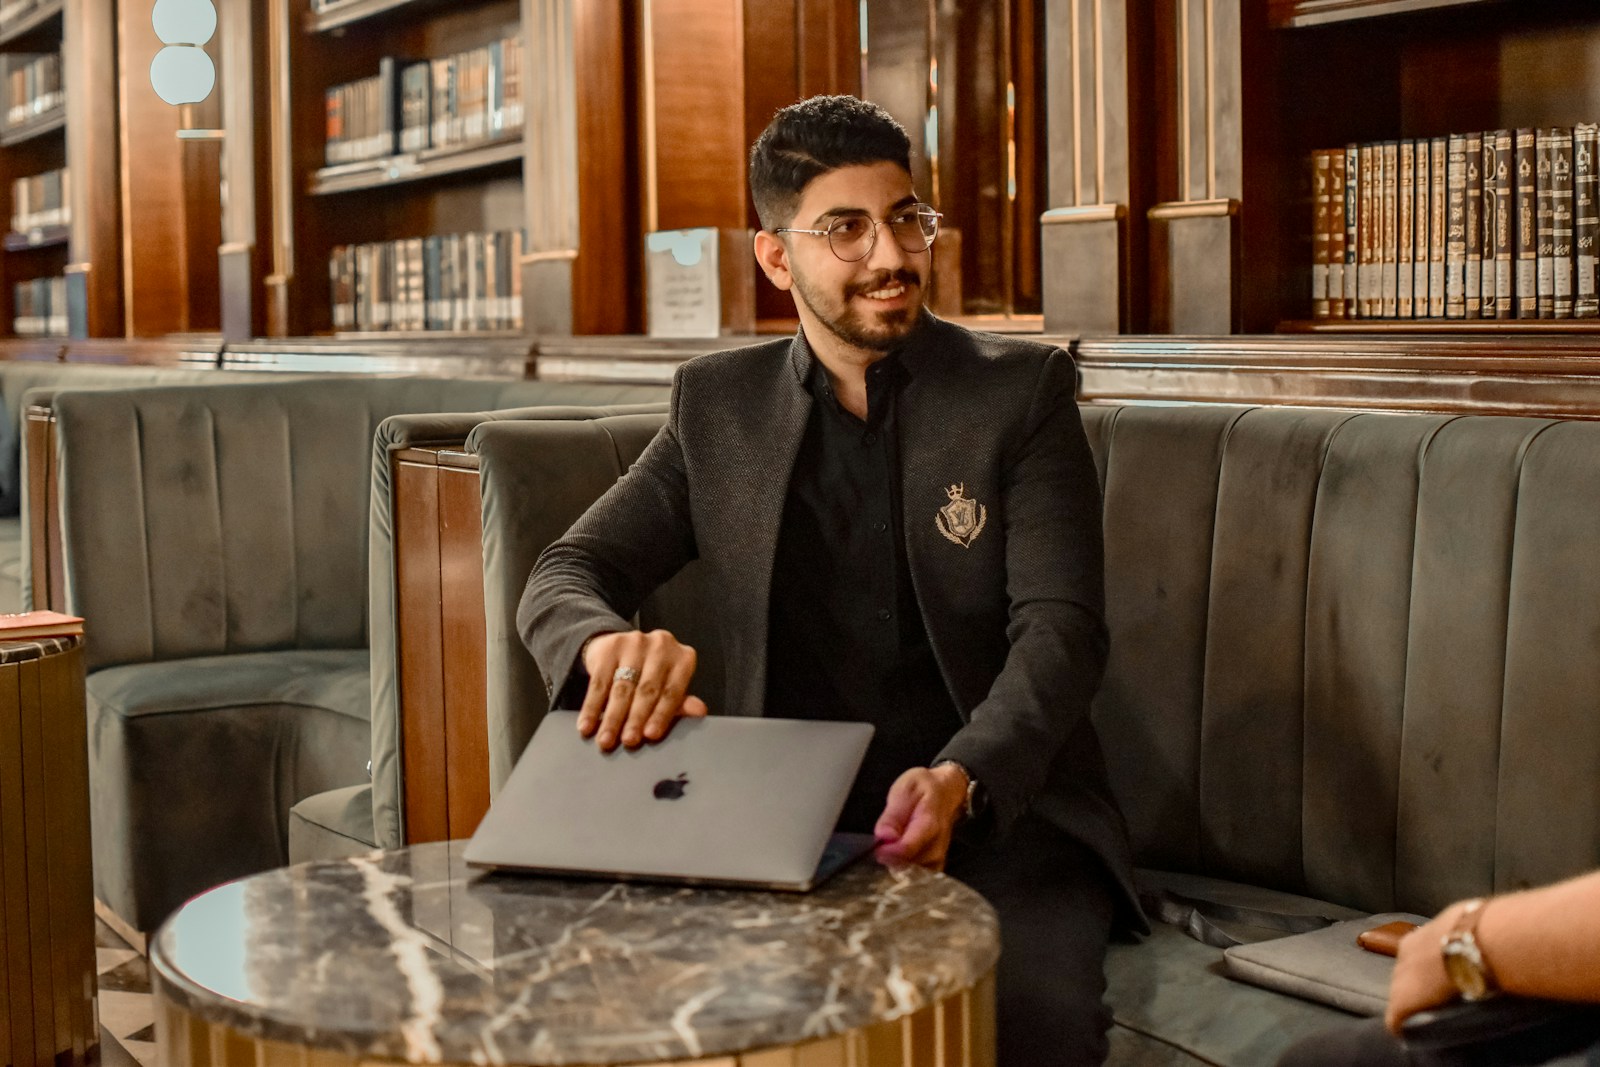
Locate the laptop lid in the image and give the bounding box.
[464,712,875,891]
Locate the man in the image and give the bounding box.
[519,94,1142,1065]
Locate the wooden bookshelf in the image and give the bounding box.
[3,222,67,251]
[0,103,63,147]
[0,0,61,48]
[305,0,453,34]
[307,134,521,196]
[1269,0,1501,29]
[0,0,120,339]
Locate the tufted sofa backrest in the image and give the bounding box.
[1083,403,1600,917]
[52,376,670,673]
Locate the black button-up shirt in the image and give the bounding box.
[765,349,964,834]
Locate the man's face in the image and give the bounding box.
[764,160,930,352]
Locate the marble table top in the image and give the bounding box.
[150,842,1000,1065]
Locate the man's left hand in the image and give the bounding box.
[1385,904,1466,1034]
[873,764,969,871]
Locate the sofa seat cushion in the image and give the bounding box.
[87,648,370,931]
[289,784,377,863]
[1105,871,1370,1066]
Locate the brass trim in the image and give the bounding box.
[1204,0,1215,200]
[268,0,293,281]
[1179,0,1190,200]
[641,0,659,234]
[520,249,579,263]
[158,969,997,1067]
[1070,0,1082,206]
[1148,197,1239,220]
[64,262,90,276]
[1041,204,1126,224]
[1093,0,1104,204]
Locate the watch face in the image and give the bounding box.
[1443,942,1491,1000]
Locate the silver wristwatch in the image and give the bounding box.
[932,759,986,821]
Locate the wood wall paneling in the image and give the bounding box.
[117,0,202,336]
[64,0,122,337]
[1041,0,1136,332]
[437,458,490,840]
[394,453,449,844]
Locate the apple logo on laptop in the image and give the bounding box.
[654,773,689,801]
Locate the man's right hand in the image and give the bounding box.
[579,630,708,752]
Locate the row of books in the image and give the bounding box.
[329,230,524,333]
[5,53,61,130]
[1311,127,1600,320]
[11,166,68,234]
[14,275,67,337]
[323,38,524,167]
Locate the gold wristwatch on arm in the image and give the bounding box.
[1440,898,1499,1001]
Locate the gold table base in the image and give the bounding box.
[156,969,995,1067]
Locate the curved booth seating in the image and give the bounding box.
[47,375,667,933]
[469,401,1600,1066]
[288,399,670,862]
[0,364,287,612]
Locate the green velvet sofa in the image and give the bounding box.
[287,398,670,862]
[44,375,667,933]
[466,402,1600,1066]
[0,362,283,611]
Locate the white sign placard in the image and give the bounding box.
[646,228,721,339]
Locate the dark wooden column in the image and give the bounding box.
[1040,0,1140,333]
[1146,0,1245,333]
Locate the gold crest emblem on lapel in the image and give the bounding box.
[936,483,987,548]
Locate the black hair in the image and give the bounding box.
[748,95,912,232]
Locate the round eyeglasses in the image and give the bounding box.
[775,205,943,262]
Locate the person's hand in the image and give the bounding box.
[579,630,707,752]
[872,764,970,871]
[1386,903,1469,1034]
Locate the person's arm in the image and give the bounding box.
[517,385,704,751]
[1387,869,1600,1033]
[877,349,1107,864]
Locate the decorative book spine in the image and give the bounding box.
[1481,135,1496,317]
[1429,137,1447,317]
[1493,131,1514,320]
[1412,140,1429,316]
[1359,143,1375,317]
[1445,133,1467,319]
[1329,150,1347,319]
[1465,132,1483,317]
[1577,124,1599,318]
[1381,141,1398,317]
[1515,129,1537,317]
[1398,141,1415,318]
[1552,127,1575,319]
[1536,128,1555,318]
[1344,144,1359,318]
[1312,151,1330,319]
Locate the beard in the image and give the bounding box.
[791,267,925,352]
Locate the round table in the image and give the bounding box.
[150,842,1000,1067]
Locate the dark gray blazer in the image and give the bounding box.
[519,315,1137,915]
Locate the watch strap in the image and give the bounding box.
[1442,898,1499,1001]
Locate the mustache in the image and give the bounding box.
[847,269,920,298]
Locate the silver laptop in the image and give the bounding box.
[464,711,877,891]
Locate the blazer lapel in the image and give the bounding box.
[713,331,815,715]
